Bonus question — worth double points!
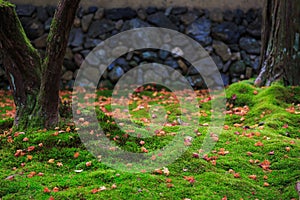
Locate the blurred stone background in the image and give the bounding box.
[0,1,263,89]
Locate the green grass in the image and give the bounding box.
[0,82,300,200]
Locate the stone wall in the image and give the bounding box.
[0,5,262,89]
[10,0,263,10]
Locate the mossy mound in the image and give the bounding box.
[225,82,256,106]
[226,81,300,138]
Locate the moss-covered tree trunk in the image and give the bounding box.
[255,0,300,86]
[0,0,80,129]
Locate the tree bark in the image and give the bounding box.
[0,0,80,129]
[35,0,80,128]
[0,2,42,129]
[255,0,300,86]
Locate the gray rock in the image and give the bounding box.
[62,70,74,81]
[33,33,48,48]
[187,75,204,88]
[159,50,169,60]
[80,50,91,58]
[69,28,84,47]
[147,12,178,30]
[239,37,260,55]
[108,66,124,83]
[44,17,52,31]
[171,47,184,58]
[228,44,240,52]
[231,52,241,61]
[240,51,252,66]
[105,7,137,20]
[212,22,243,44]
[87,6,98,14]
[177,59,188,73]
[88,19,114,38]
[186,18,212,46]
[115,19,124,30]
[141,51,158,61]
[16,4,36,17]
[121,18,151,31]
[84,38,102,49]
[165,7,173,16]
[83,67,100,83]
[245,8,257,24]
[36,6,48,22]
[234,9,244,25]
[223,10,234,21]
[0,67,5,77]
[98,79,114,89]
[45,5,56,17]
[222,60,232,72]
[211,55,223,71]
[246,15,262,38]
[25,19,44,40]
[146,7,158,15]
[251,56,260,71]
[74,53,83,67]
[73,17,81,28]
[169,14,180,26]
[245,67,253,79]
[81,14,94,32]
[209,9,223,23]
[116,58,128,67]
[111,46,128,57]
[137,8,147,20]
[180,13,198,25]
[212,40,232,62]
[221,73,230,86]
[230,60,246,75]
[94,8,104,20]
[164,58,179,69]
[171,7,188,15]
[64,48,73,60]
[72,46,84,53]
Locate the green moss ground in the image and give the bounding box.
[0,82,299,199]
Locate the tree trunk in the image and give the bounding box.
[0,0,80,129]
[0,2,42,129]
[255,0,300,86]
[34,0,80,128]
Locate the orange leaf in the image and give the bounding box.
[74,152,80,158]
[154,169,163,174]
[254,141,263,146]
[260,160,271,170]
[234,173,240,178]
[111,184,117,189]
[263,182,270,187]
[248,175,257,180]
[166,178,172,183]
[27,146,35,152]
[44,187,51,193]
[53,187,59,192]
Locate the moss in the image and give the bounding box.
[225,82,256,106]
[0,0,14,7]
[255,85,291,107]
